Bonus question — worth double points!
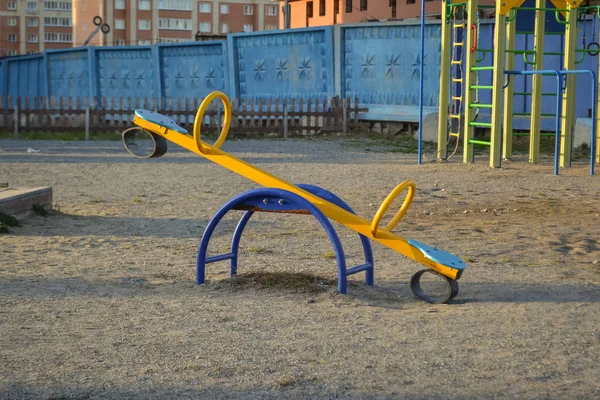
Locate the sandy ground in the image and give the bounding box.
[0,137,599,399]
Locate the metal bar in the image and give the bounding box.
[560,7,577,168]
[490,5,505,168]
[463,0,478,164]
[346,263,374,276]
[437,0,452,160]
[469,103,493,108]
[471,66,494,71]
[470,85,493,89]
[530,0,546,164]
[469,121,492,127]
[205,253,235,263]
[504,13,517,160]
[468,139,491,145]
[418,0,426,164]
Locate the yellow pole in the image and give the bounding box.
[490,2,505,168]
[438,0,451,158]
[529,0,546,163]
[463,0,477,163]
[560,6,577,167]
[503,11,516,159]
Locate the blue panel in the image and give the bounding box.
[0,60,4,103]
[341,23,442,121]
[159,41,228,104]
[230,27,334,102]
[134,109,188,133]
[47,49,89,104]
[408,239,467,271]
[96,47,155,103]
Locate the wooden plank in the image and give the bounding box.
[0,186,53,220]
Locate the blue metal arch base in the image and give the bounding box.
[196,185,374,294]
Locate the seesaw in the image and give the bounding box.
[122,91,467,304]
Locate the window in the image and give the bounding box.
[27,50,38,55]
[83,21,86,30]
[27,2,37,12]
[346,0,352,12]
[115,39,126,46]
[158,0,192,10]
[360,0,367,10]
[115,19,125,29]
[199,3,211,13]
[138,0,151,10]
[138,39,151,45]
[44,32,72,42]
[138,20,151,30]
[243,5,253,15]
[27,17,38,27]
[115,0,125,9]
[44,2,72,10]
[83,1,86,11]
[243,24,253,32]
[199,22,211,32]
[8,50,17,56]
[8,34,17,42]
[266,5,277,16]
[7,2,16,10]
[334,0,339,14]
[307,1,313,17]
[406,0,415,3]
[7,17,17,26]
[28,34,38,43]
[157,37,188,43]
[220,23,228,33]
[44,17,72,26]
[220,4,229,14]
[158,18,192,30]
[319,0,325,16]
[265,24,277,30]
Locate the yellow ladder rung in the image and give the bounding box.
[449,133,461,137]
[453,42,464,46]
[451,96,462,100]
[451,79,463,83]
[451,61,462,65]
[450,115,461,119]
[454,23,465,28]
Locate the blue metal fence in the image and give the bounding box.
[0,20,598,124]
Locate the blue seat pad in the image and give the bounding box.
[135,109,189,134]
[408,239,467,271]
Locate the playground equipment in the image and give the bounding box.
[122,91,467,304]
[435,0,600,174]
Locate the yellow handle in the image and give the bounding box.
[370,180,416,237]
[193,91,232,153]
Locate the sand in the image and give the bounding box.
[0,137,599,399]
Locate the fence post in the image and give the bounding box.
[283,99,288,139]
[85,97,90,141]
[343,98,348,134]
[13,100,19,139]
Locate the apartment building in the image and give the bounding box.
[0,0,73,56]
[282,0,494,28]
[73,0,281,47]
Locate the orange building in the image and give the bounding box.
[281,0,493,28]
[73,0,280,48]
[0,0,73,57]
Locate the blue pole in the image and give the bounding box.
[417,0,425,164]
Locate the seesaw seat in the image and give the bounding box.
[135,110,188,134]
[408,239,467,271]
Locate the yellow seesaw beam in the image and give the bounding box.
[131,92,464,280]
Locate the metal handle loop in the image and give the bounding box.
[193,91,232,153]
[370,180,416,237]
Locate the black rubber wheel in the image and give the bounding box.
[410,269,458,304]
[101,24,111,34]
[587,42,600,57]
[122,127,168,159]
[93,16,103,26]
